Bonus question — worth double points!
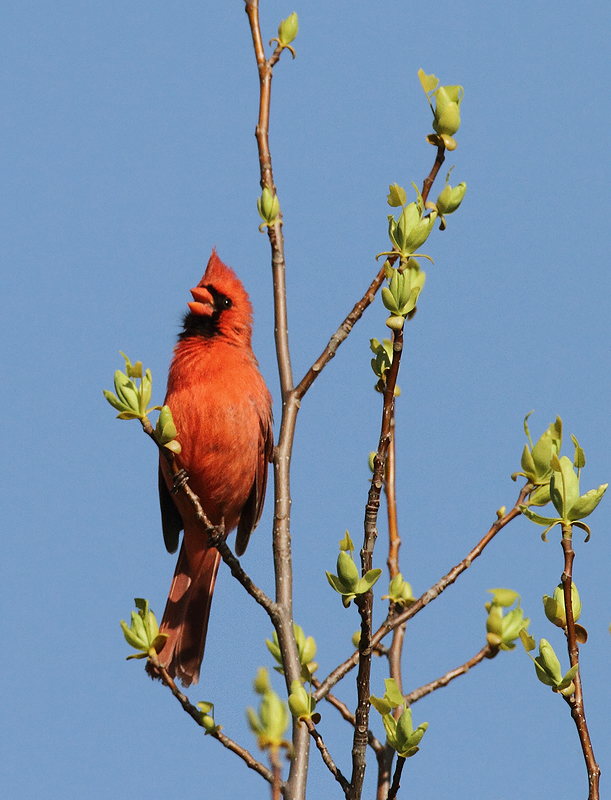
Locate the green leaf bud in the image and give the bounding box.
[432,85,464,137]
[278,12,298,46]
[257,187,282,231]
[534,638,563,686]
[336,551,360,590]
[258,689,289,745]
[288,679,317,721]
[436,180,467,216]
[253,666,272,695]
[155,405,179,446]
[543,583,581,628]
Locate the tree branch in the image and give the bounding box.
[146,653,278,787]
[560,526,600,800]
[243,4,308,798]
[403,644,493,706]
[314,484,532,702]
[349,329,404,800]
[302,718,351,795]
[386,755,406,800]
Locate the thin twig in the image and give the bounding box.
[386,755,406,800]
[146,653,278,786]
[314,484,532,702]
[403,644,493,706]
[560,526,600,800]
[243,4,308,799]
[375,143,447,800]
[269,746,285,800]
[294,265,386,400]
[421,142,446,203]
[302,718,351,795]
[349,330,404,800]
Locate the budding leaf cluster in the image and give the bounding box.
[370,338,401,395]
[485,589,529,651]
[266,623,318,682]
[434,167,467,231]
[196,701,221,735]
[520,452,607,541]
[120,598,168,660]
[246,668,290,751]
[382,573,415,607]
[377,184,436,270]
[521,633,578,697]
[326,532,382,607]
[371,678,428,758]
[104,352,160,420]
[288,680,320,723]
[418,69,464,150]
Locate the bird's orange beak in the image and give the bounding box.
[188,286,214,316]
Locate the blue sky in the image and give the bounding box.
[2,2,610,798]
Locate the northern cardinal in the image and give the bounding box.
[149,250,273,687]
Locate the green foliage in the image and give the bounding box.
[520,453,607,541]
[512,413,563,505]
[418,68,464,150]
[326,534,382,607]
[103,352,160,421]
[196,701,222,734]
[266,623,318,681]
[246,668,290,750]
[543,583,587,643]
[521,634,578,697]
[120,598,167,660]
[382,573,415,607]
[485,589,529,651]
[377,183,436,267]
[270,12,299,57]
[257,187,282,231]
[370,337,401,395]
[543,582,581,628]
[154,405,181,454]
[435,167,467,230]
[288,680,320,723]
[370,678,428,758]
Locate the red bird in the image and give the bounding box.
[150,251,273,687]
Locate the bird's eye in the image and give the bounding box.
[221,297,233,309]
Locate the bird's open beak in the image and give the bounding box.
[188,285,214,316]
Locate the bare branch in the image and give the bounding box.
[302,718,351,795]
[386,755,406,800]
[403,644,493,706]
[146,653,278,787]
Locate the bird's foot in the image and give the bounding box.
[172,468,189,494]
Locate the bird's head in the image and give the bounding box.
[181,250,254,345]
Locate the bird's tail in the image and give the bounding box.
[146,538,221,687]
